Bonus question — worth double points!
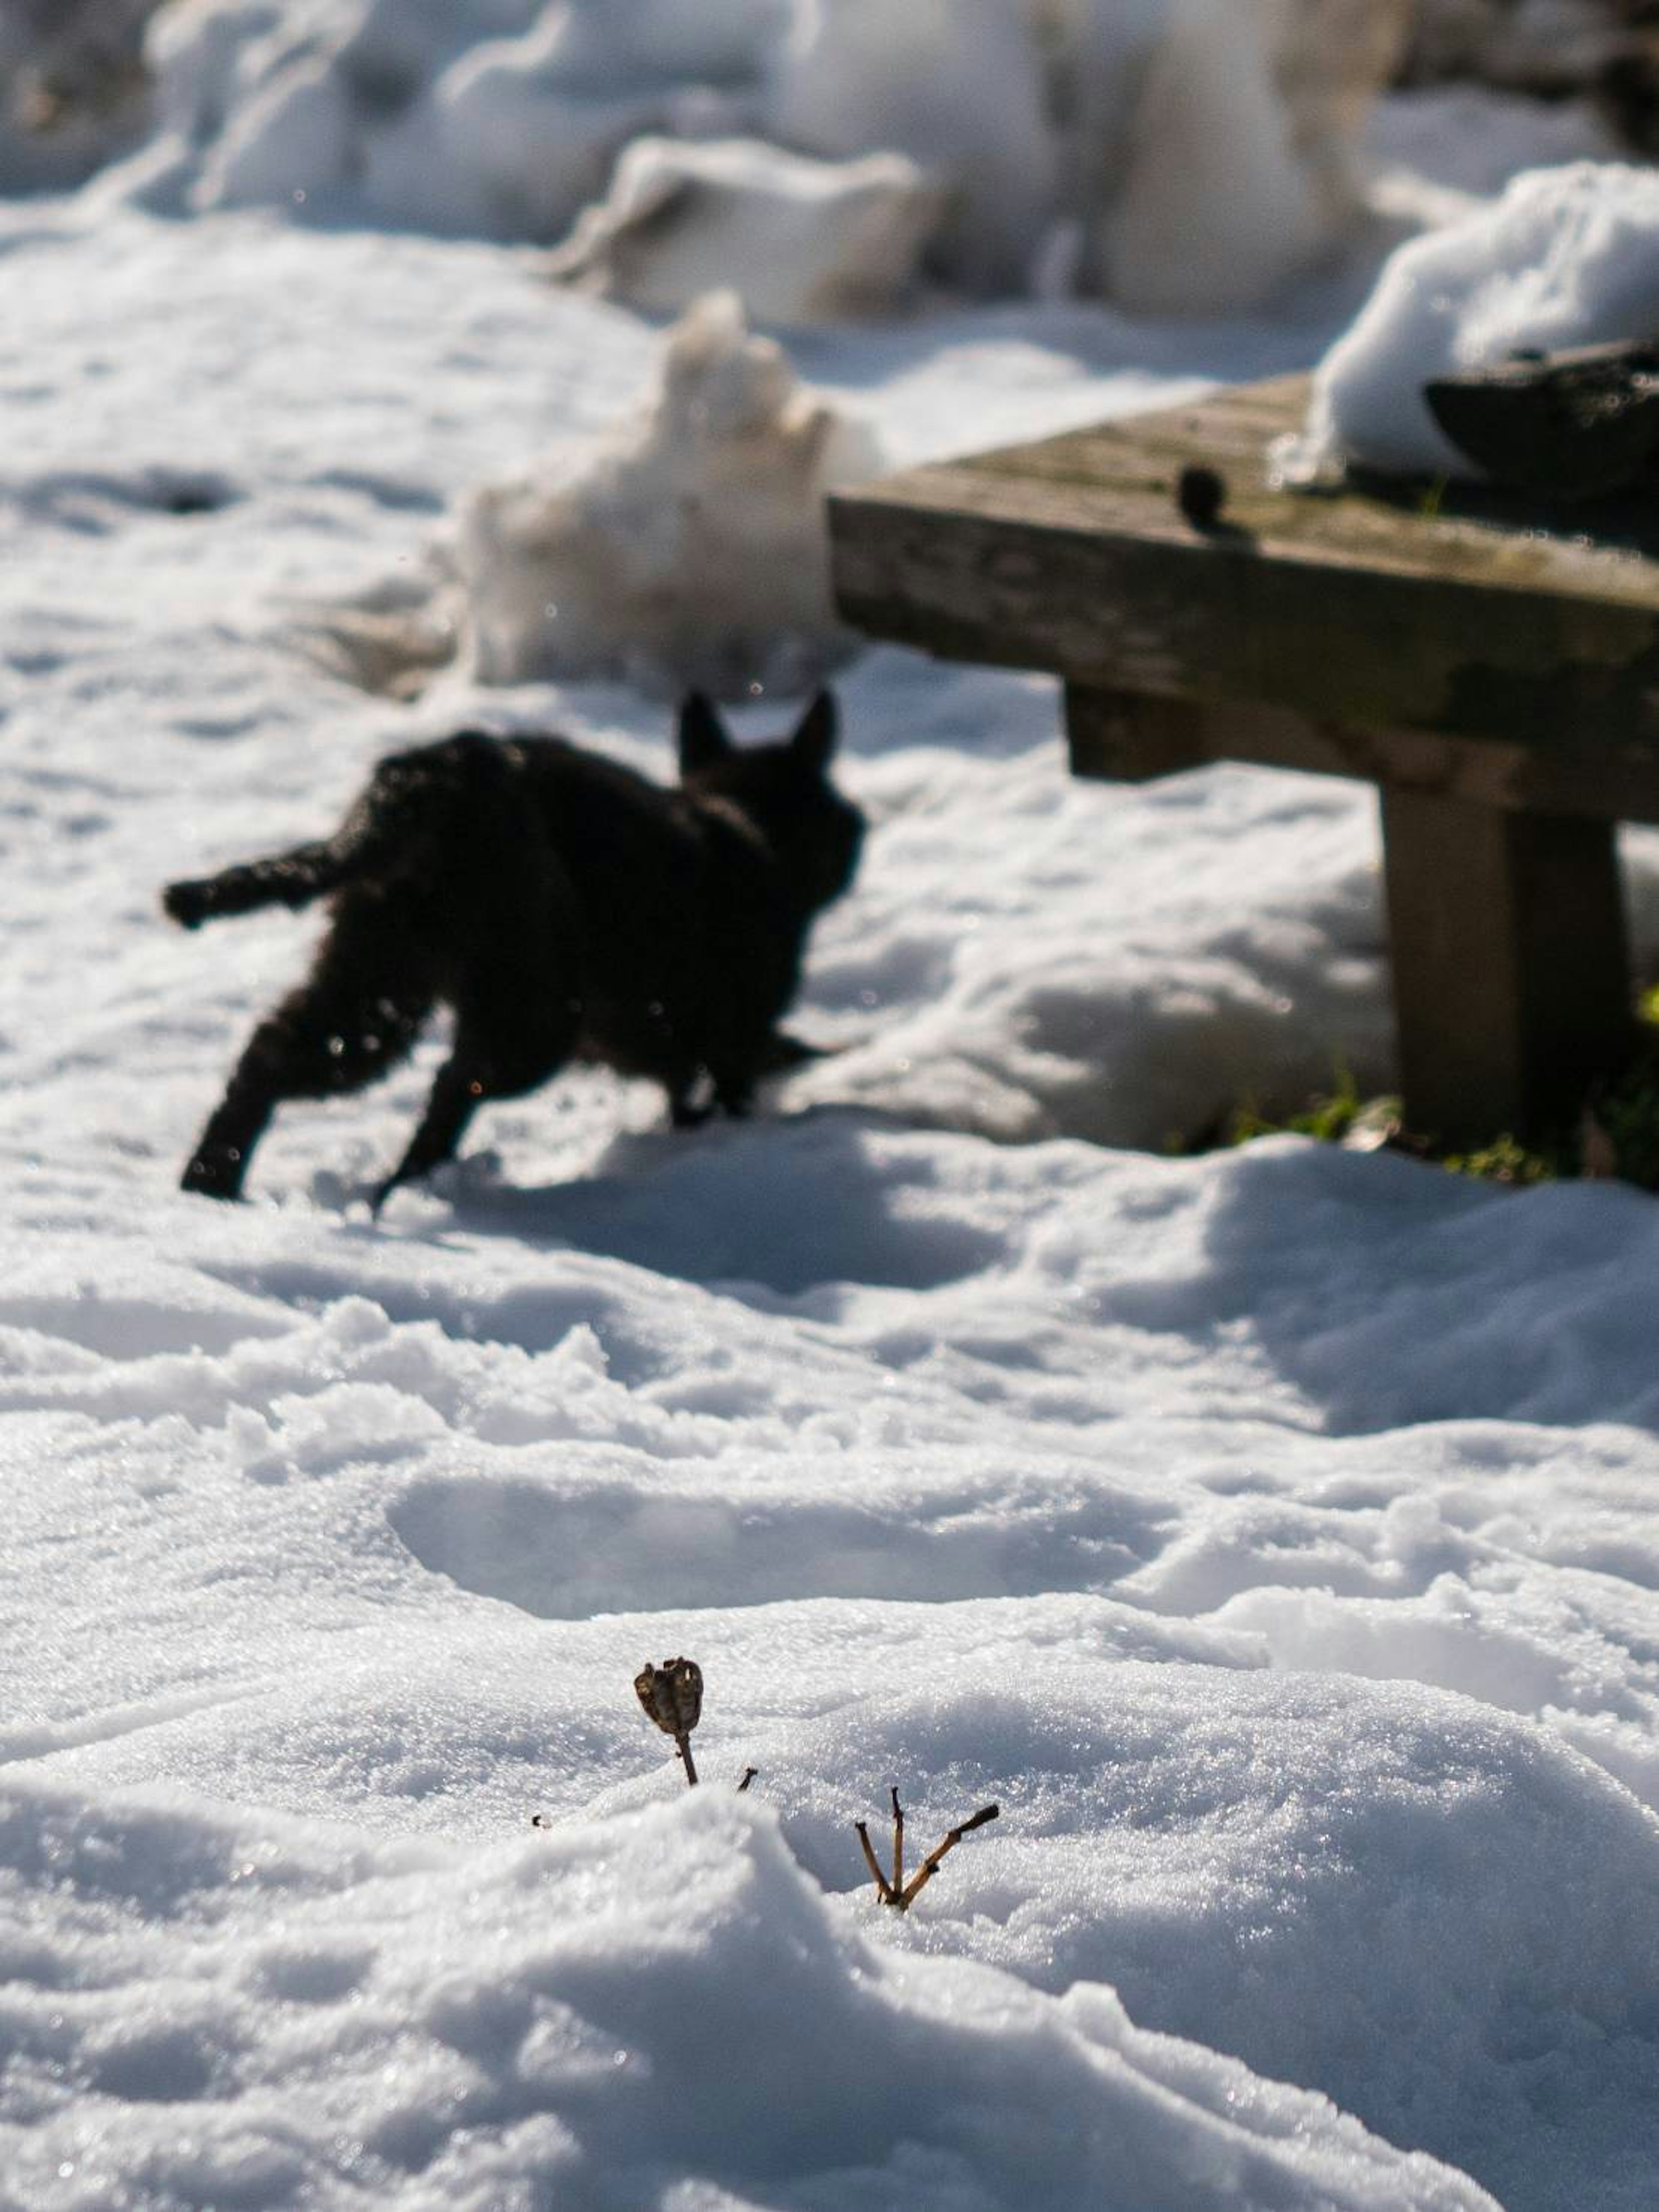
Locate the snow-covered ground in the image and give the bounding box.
[3,66,1659,2212]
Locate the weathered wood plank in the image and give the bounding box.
[828,374,1659,751]
[843,380,1659,607]
[832,494,1659,750]
[1380,790,1634,1140]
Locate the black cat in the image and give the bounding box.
[164,692,863,1208]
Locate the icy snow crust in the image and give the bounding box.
[3,171,1659,2211]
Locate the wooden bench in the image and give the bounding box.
[826,374,1659,1143]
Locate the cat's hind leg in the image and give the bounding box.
[181,894,434,1200]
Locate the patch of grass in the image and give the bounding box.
[1436,1131,1556,1187]
[1224,1003,1659,1195]
[1229,1063,1370,1146]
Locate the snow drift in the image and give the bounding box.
[546,136,943,324]
[84,0,1409,313]
[0,1779,1498,2209]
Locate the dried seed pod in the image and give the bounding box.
[635,1657,703,1738]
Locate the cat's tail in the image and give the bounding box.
[163,731,502,929]
[162,838,358,928]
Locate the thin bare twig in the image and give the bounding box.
[855,1820,896,1903]
[855,1792,1000,1912]
[898,1804,999,1909]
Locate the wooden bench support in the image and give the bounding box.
[1379,789,1633,1142]
[1067,682,1640,1141]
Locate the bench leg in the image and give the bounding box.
[1379,787,1634,1142]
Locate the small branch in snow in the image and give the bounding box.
[902,1804,1000,1910]
[856,1789,999,1912]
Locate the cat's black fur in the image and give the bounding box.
[164,693,863,1208]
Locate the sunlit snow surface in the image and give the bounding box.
[2,185,1659,2212]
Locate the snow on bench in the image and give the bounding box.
[827,372,1659,1145]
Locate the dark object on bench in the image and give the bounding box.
[1176,463,1228,531]
[828,374,1659,1145]
[1426,338,1659,499]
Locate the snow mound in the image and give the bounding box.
[1285,159,1659,478]
[546,136,943,325]
[765,0,1400,310]
[1262,0,1417,230]
[404,12,671,242]
[748,1655,1659,2208]
[108,0,790,234]
[1087,0,1414,312]
[760,0,1060,294]
[0,1777,1497,2209]
[456,289,880,692]
[1104,0,1335,312]
[83,0,1407,312]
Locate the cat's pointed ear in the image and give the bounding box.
[790,691,838,773]
[678,693,732,778]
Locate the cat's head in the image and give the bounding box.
[677,691,864,914]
